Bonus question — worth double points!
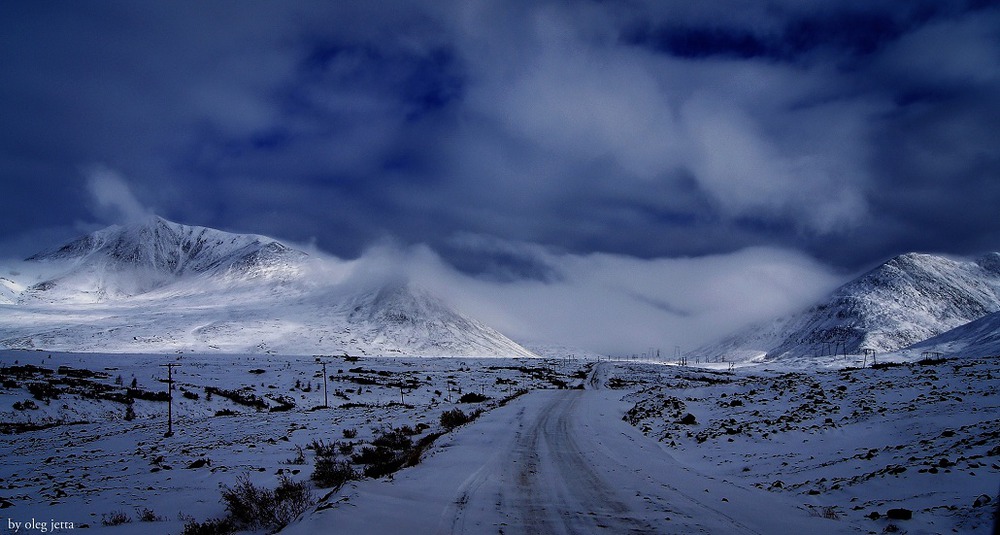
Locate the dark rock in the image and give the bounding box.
[886,508,912,520]
[973,494,992,508]
[186,458,209,469]
[679,413,697,425]
[867,511,880,520]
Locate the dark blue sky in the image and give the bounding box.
[2,0,998,279]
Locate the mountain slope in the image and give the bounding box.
[0,278,21,305]
[898,310,1000,359]
[693,252,1000,361]
[0,218,536,357]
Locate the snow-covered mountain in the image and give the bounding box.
[0,217,536,357]
[0,278,21,305]
[693,252,1000,361]
[21,216,306,303]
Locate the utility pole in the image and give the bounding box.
[321,361,329,408]
[160,363,180,437]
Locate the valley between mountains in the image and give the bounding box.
[0,218,998,534]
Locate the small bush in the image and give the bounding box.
[27,382,62,401]
[404,431,444,469]
[270,476,314,526]
[309,439,339,458]
[342,428,358,439]
[221,475,271,530]
[136,507,163,522]
[221,474,313,531]
[287,444,306,465]
[101,510,132,526]
[440,408,470,429]
[458,392,489,403]
[312,457,358,489]
[180,517,235,535]
[12,400,38,411]
[372,429,412,451]
[352,446,395,465]
[808,505,839,520]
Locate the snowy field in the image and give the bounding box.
[615,356,1000,534]
[0,349,997,534]
[0,350,586,534]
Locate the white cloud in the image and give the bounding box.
[83,165,151,223]
[451,3,877,237]
[367,240,842,355]
[680,94,871,233]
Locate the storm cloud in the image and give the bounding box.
[1,1,998,351]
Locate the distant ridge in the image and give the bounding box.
[693,252,1000,361]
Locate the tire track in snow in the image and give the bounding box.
[514,391,654,534]
[447,389,783,535]
[445,390,655,534]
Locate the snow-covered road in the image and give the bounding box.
[445,390,658,534]
[284,379,848,534]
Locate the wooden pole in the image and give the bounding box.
[321,362,328,408]
[160,363,180,437]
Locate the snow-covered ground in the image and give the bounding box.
[0,350,585,534]
[1,350,996,534]
[615,357,1000,534]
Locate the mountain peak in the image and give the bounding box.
[27,217,303,274]
[20,218,307,301]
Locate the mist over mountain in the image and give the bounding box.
[0,217,536,357]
